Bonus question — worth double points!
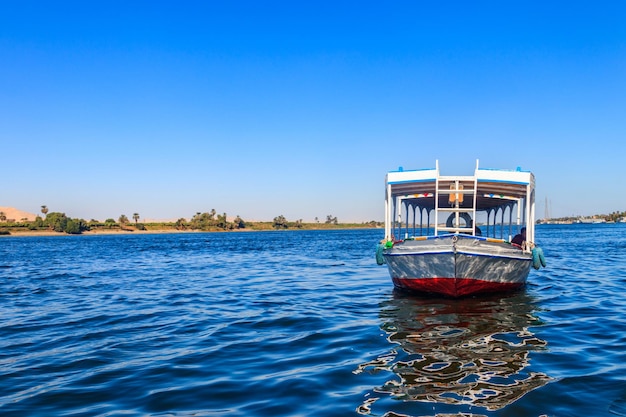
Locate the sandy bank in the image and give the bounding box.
[0,228,197,237]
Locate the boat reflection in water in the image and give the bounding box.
[356,291,551,415]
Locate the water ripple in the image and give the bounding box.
[2,226,626,416]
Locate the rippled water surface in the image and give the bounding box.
[2,225,626,416]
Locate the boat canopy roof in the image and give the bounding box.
[386,165,534,212]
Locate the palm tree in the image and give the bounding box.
[133,213,140,224]
[0,212,6,223]
[175,218,187,230]
[273,215,288,229]
[233,215,245,229]
[41,205,48,218]
[118,214,129,225]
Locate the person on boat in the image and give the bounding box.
[511,227,526,247]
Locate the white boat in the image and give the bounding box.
[574,217,605,224]
[377,160,545,297]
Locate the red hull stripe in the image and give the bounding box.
[392,277,524,298]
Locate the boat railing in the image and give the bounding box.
[438,226,474,234]
[437,207,474,212]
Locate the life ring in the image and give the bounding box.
[446,212,472,228]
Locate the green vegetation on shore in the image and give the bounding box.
[0,208,382,236]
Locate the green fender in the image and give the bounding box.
[532,247,546,269]
[375,243,386,265]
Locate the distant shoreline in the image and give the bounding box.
[1,224,377,237]
[1,229,194,237]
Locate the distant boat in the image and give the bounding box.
[574,217,605,224]
[376,160,545,298]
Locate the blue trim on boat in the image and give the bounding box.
[479,167,531,173]
[457,252,532,261]
[385,251,452,256]
[385,251,531,262]
[388,167,436,173]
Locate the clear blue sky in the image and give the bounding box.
[2,2,625,222]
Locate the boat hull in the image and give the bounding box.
[384,235,532,297]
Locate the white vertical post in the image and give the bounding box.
[384,182,391,240]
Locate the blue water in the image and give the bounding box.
[1,225,626,416]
